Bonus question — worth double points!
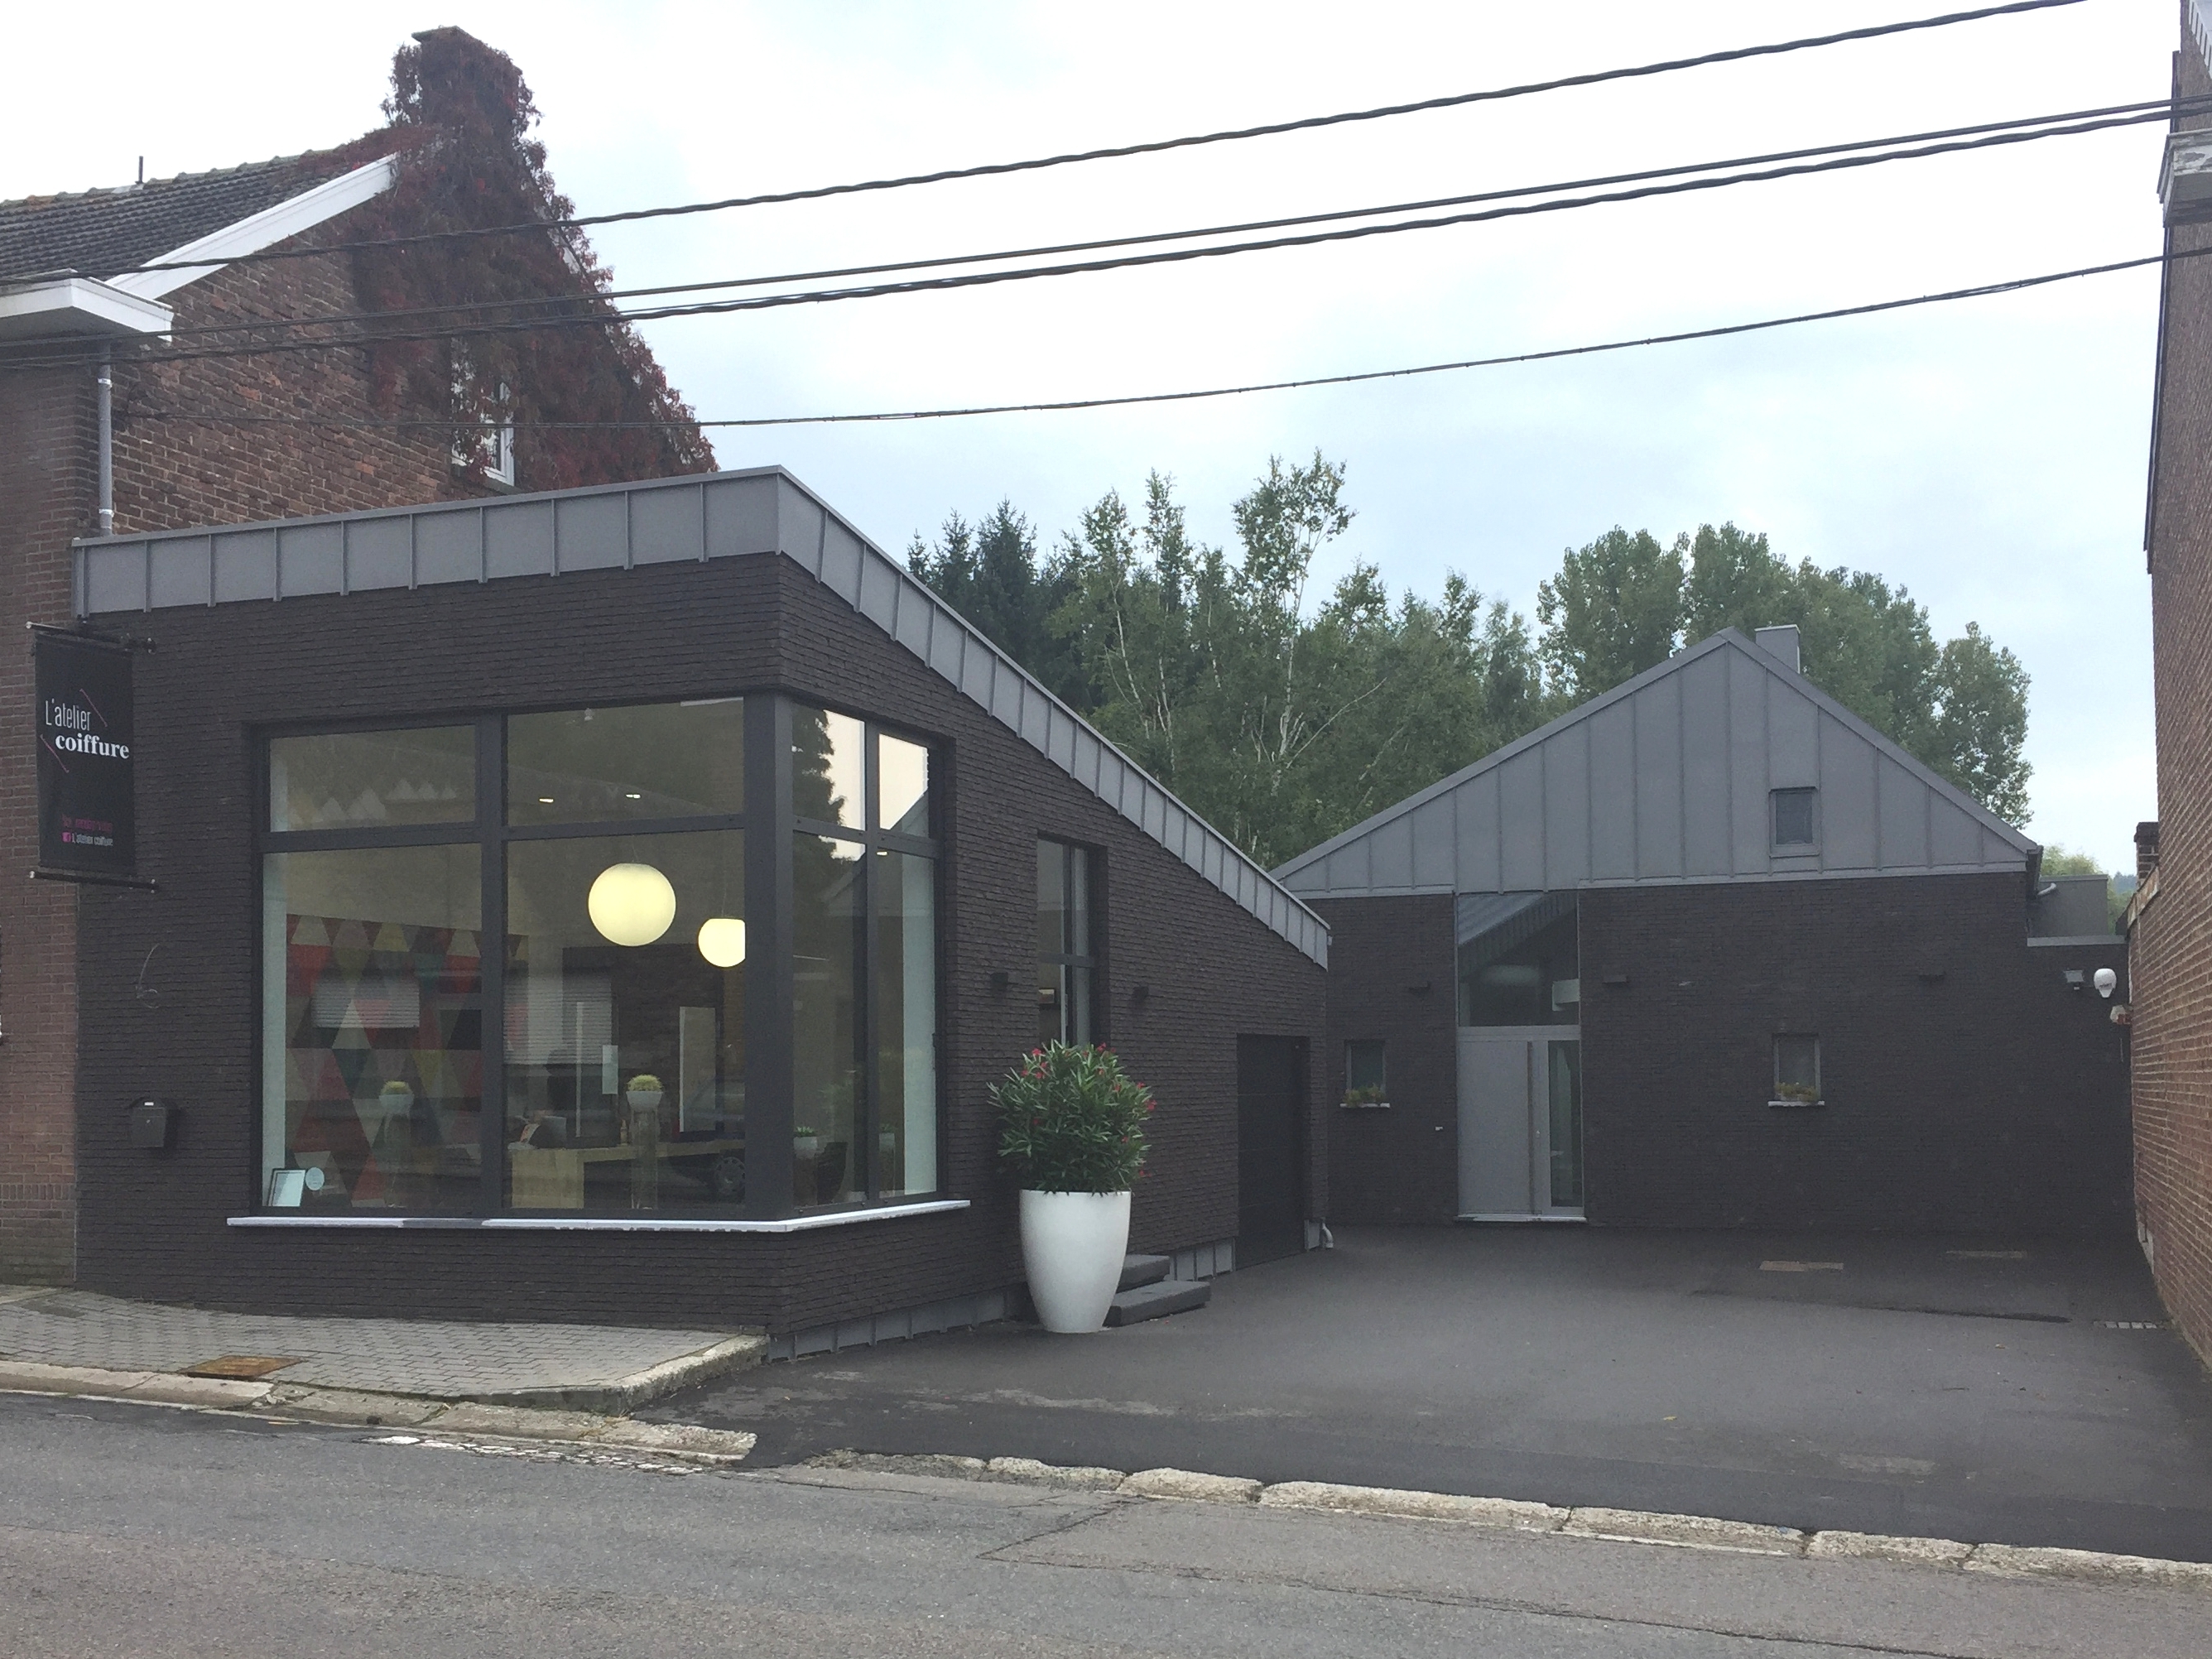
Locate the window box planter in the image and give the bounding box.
[1767,1097,1826,1110]
[1339,1097,1392,1112]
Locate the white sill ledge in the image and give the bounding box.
[228,1199,969,1233]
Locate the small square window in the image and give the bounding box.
[1771,787,1819,850]
[1773,1034,1821,1104]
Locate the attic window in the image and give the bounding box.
[451,359,517,488]
[1771,787,1819,851]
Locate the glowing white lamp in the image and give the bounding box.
[697,916,748,969]
[587,863,676,946]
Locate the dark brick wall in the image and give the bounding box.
[71,551,1325,1332]
[2135,12,2212,1367]
[1,213,685,1281]
[1315,876,2130,1236]
[1580,875,2131,1236]
[1311,896,1459,1224]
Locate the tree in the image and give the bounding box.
[1536,528,1686,699]
[907,503,1086,704]
[1929,622,2031,825]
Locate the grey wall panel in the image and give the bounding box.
[855,545,899,631]
[83,545,147,613]
[1587,700,1636,881]
[1877,755,1931,868]
[1411,791,1457,889]
[1679,649,1732,877]
[1542,719,1590,888]
[1456,769,1503,892]
[959,637,996,706]
[1728,653,1770,873]
[988,660,1024,728]
[926,605,965,681]
[1980,826,2023,868]
[1371,814,1416,891]
[892,578,933,657]
[1819,716,1879,870]
[415,510,483,586]
[820,521,866,603]
[484,499,554,579]
[555,492,628,571]
[1767,685,1819,787]
[1633,680,1681,878]
[1046,706,1077,771]
[1498,750,1545,891]
[704,474,778,559]
[630,483,704,565]
[276,523,343,597]
[1018,685,1051,751]
[346,517,412,592]
[212,530,277,603]
[1072,730,1102,795]
[776,481,825,570]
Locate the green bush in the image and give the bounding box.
[993,1042,1153,1193]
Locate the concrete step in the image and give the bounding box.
[1118,1254,1172,1292]
[1105,1277,1210,1327]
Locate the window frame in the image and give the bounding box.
[1772,1032,1823,1106]
[252,694,945,1222]
[1036,836,1104,1046]
[1770,786,1820,853]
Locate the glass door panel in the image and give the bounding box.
[1546,1039,1584,1210]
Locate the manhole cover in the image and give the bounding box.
[184,1355,302,1379]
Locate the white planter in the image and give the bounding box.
[1020,1188,1131,1334]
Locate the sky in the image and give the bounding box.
[0,0,2175,868]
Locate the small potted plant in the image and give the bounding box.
[624,1073,664,1113]
[993,1042,1153,1334]
[791,1124,820,1161]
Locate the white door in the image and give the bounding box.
[1457,1027,1583,1220]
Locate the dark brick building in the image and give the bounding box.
[2132,0,2212,1369]
[60,471,1327,1343]
[1278,627,2130,1238]
[1,43,707,1282]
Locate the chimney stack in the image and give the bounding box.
[1754,624,1801,675]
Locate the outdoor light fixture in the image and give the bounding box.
[697,916,747,968]
[587,862,676,947]
[2094,967,2118,999]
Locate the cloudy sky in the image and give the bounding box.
[2,1,2174,867]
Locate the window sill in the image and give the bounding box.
[228,1198,969,1233]
[1767,1099,1826,1111]
[1338,1099,1392,1112]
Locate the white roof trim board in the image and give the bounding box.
[73,467,1328,965]
[1272,630,2037,900]
[107,156,401,301]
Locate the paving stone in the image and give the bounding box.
[589,1420,757,1462]
[0,1360,156,1396]
[1120,1468,1262,1503]
[264,1387,449,1427]
[1965,1542,2212,1589]
[119,1374,274,1409]
[1259,1481,1566,1531]
[984,1456,1128,1490]
[1809,1530,1975,1567]
[1563,1507,1806,1556]
[1104,1279,1209,1326]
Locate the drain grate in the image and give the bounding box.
[1760,1261,1844,1272]
[1946,1249,2029,1260]
[183,1355,302,1379]
[2094,1320,2170,1330]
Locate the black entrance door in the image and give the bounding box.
[1236,1036,1307,1266]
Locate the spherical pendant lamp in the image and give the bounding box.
[587,863,676,947]
[697,916,748,969]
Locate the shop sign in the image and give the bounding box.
[33,626,139,883]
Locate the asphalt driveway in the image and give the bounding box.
[648,1226,2212,1561]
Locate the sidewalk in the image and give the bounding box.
[0,1282,764,1457]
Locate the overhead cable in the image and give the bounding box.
[93,0,2092,280]
[118,248,2174,434]
[0,100,2169,377]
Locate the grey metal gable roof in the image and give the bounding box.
[1273,630,2036,900]
[73,468,1327,965]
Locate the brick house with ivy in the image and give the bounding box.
[0,29,711,1281]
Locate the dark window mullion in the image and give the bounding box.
[262,823,481,854]
[743,695,796,1219]
[478,714,507,1216]
[860,723,881,1200]
[503,811,747,843]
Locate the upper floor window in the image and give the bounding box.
[1037,839,1098,1045]
[1771,787,1819,851]
[451,358,517,488]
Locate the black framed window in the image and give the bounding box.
[1771,786,1819,851]
[1037,839,1099,1045]
[1773,1034,1821,1104]
[257,696,940,1220]
[1344,1039,1387,1106]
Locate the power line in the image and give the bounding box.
[1,102,2167,376]
[48,93,2186,353]
[121,248,2173,434]
[94,0,2091,280]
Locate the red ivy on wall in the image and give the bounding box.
[333,28,715,491]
